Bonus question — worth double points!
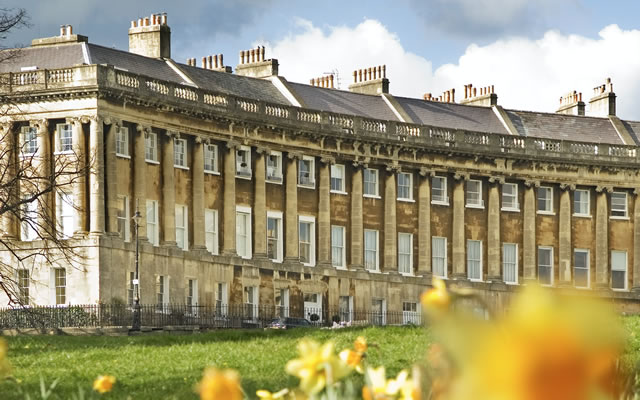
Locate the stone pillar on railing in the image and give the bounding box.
[558,184,573,285]
[452,172,467,279]
[104,120,118,234]
[595,186,610,288]
[523,180,538,282]
[633,188,640,291]
[192,136,206,250]
[487,176,503,281]
[89,116,105,234]
[318,156,333,266]
[134,124,148,241]
[162,131,177,246]
[285,152,300,263]
[384,165,399,273]
[351,163,364,269]
[69,117,87,235]
[222,140,238,255]
[417,168,431,276]
[254,146,268,259]
[0,123,17,238]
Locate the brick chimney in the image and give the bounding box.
[192,54,232,73]
[556,90,585,116]
[423,89,456,103]
[31,25,88,47]
[309,74,335,89]
[588,78,616,117]
[459,84,497,106]
[348,65,389,95]
[128,13,170,59]
[235,46,278,78]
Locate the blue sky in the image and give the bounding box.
[5,1,640,119]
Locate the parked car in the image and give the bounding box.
[268,317,312,329]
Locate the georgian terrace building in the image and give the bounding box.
[2,13,640,316]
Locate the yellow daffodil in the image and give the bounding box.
[257,388,291,399]
[339,349,364,373]
[285,339,351,395]
[0,339,9,377]
[92,375,116,394]
[197,367,242,400]
[363,366,414,400]
[354,336,368,353]
[420,278,450,315]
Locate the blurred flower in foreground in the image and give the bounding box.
[285,339,351,395]
[0,339,10,378]
[92,375,116,394]
[354,336,368,353]
[197,367,242,400]
[340,336,369,373]
[257,388,308,399]
[420,278,450,316]
[363,366,419,400]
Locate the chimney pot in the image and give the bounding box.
[201,56,207,68]
[352,70,357,83]
[330,74,334,88]
[261,46,265,62]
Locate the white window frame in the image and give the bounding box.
[331,225,346,269]
[21,195,38,241]
[117,195,130,242]
[611,250,628,290]
[236,145,252,179]
[573,189,590,217]
[397,172,413,201]
[146,200,159,246]
[339,296,354,323]
[398,232,413,275]
[402,302,420,325]
[431,175,449,205]
[363,168,379,198]
[20,126,38,156]
[204,143,219,174]
[266,151,283,183]
[205,209,219,255]
[330,164,346,194]
[244,285,259,321]
[145,131,158,163]
[115,126,130,158]
[55,123,73,154]
[17,268,29,305]
[501,182,519,211]
[538,246,554,286]
[53,267,66,305]
[186,278,199,312]
[56,191,75,239]
[371,298,386,326]
[175,204,188,251]
[275,288,289,318]
[502,243,518,284]
[574,249,590,289]
[216,282,228,314]
[467,240,483,281]
[267,211,283,263]
[465,179,484,208]
[364,229,379,272]
[127,271,135,306]
[156,275,170,312]
[298,155,316,188]
[537,186,553,214]
[236,206,252,259]
[298,215,316,266]
[432,236,447,278]
[174,138,188,169]
[611,191,628,219]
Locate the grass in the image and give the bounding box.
[0,326,430,400]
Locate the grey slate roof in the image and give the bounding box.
[505,110,623,145]
[286,82,400,121]
[394,97,509,134]
[621,121,640,146]
[0,43,86,72]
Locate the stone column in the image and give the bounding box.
[192,136,206,249]
[162,132,177,246]
[384,166,398,273]
[558,184,573,285]
[351,164,364,269]
[253,147,268,259]
[284,152,299,263]
[89,117,105,234]
[104,120,118,234]
[523,181,537,282]
[633,188,640,291]
[0,123,17,238]
[34,119,52,237]
[595,187,609,288]
[417,169,431,275]
[318,157,333,266]
[487,177,502,280]
[70,118,86,235]
[452,173,466,278]
[222,140,237,255]
[133,124,148,240]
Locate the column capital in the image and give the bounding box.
[225,139,240,150]
[453,171,470,181]
[97,114,116,126]
[194,135,203,144]
[559,183,576,191]
[29,118,48,130]
[386,163,401,173]
[0,122,12,135]
[418,167,436,177]
[255,145,270,155]
[595,185,613,193]
[488,175,505,185]
[65,117,83,126]
[166,130,179,139]
[524,179,540,188]
[634,187,640,196]
[287,151,303,160]
[135,124,151,134]
[319,155,335,165]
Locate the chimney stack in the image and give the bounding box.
[459,83,498,106]
[556,90,585,116]
[309,74,335,89]
[348,64,389,95]
[193,53,231,72]
[588,78,616,117]
[128,12,171,59]
[235,46,278,78]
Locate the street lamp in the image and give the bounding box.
[131,205,142,331]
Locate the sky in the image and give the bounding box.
[4,0,640,120]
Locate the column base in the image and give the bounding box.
[253,252,268,261]
[350,264,365,271]
[162,241,178,248]
[450,273,466,281]
[556,281,573,289]
[89,230,105,236]
[284,257,301,267]
[631,286,640,293]
[221,249,237,257]
[594,283,610,291]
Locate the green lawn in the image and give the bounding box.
[0,326,430,400]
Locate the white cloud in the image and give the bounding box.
[265,20,640,120]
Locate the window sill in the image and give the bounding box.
[468,278,484,283]
[465,204,484,210]
[572,213,591,218]
[367,269,381,274]
[397,198,415,203]
[116,154,131,159]
[298,184,316,190]
[433,275,448,280]
[54,151,73,156]
[610,216,629,220]
[204,170,221,176]
[363,194,381,200]
[574,285,590,290]
[331,190,348,195]
[174,165,189,171]
[431,200,449,206]
[334,266,348,270]
[267,177,283,184]
[501,207,520,212]
[302,262,316,267]
[400,272,414,277]
[236,174,252,180]
[145,159,160,165]
[537,211,555,216]
[612,287,628,292]
[504,281,519,285]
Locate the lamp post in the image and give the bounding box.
[131,205,142,331]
